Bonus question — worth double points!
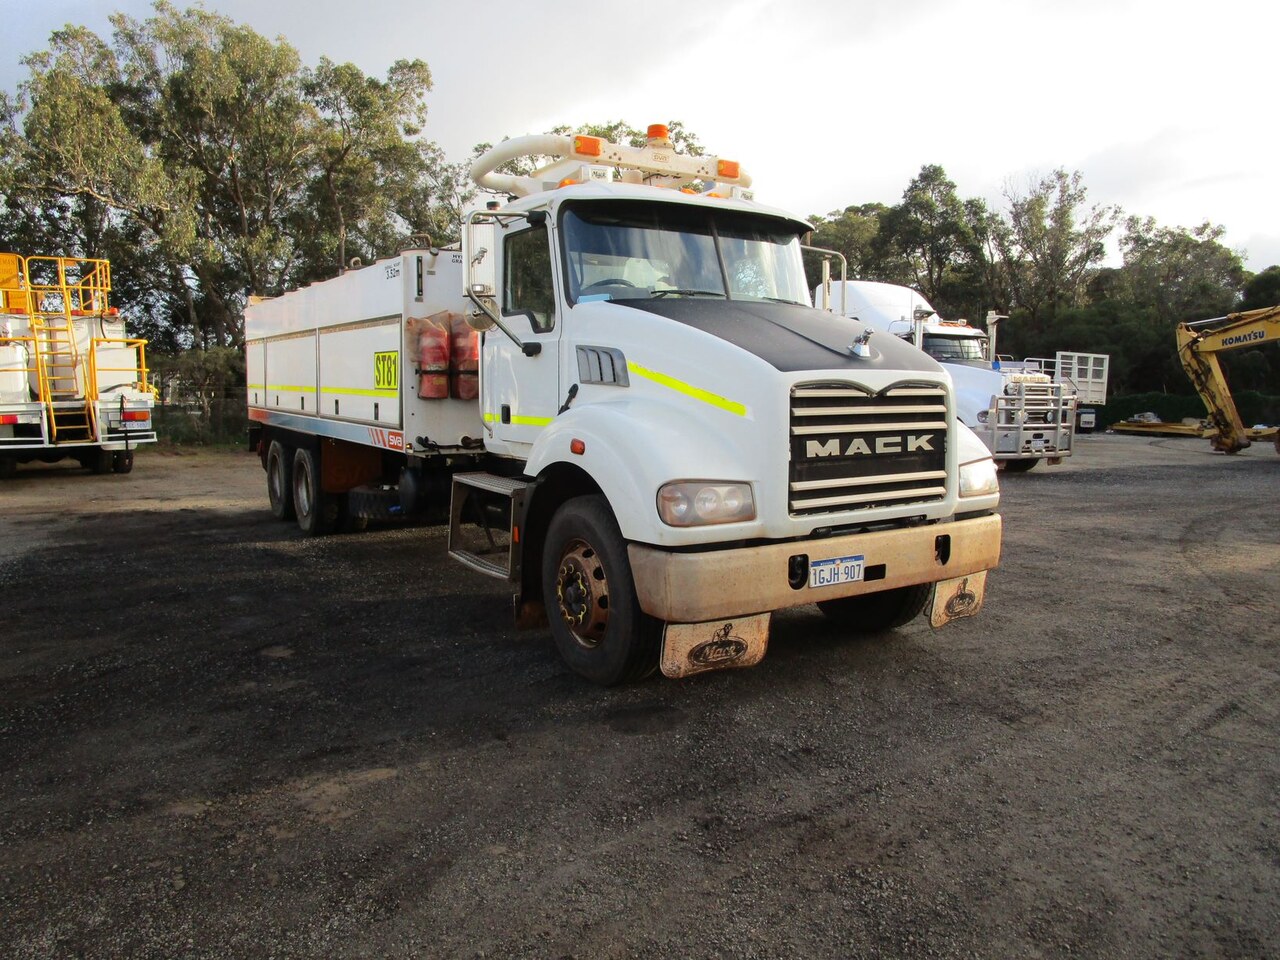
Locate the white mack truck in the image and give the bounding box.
[816,280,1087,471]
[0,253,155,478]
[245,126,1002,684]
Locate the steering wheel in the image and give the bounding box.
[581,278,636,291]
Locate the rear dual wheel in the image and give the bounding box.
[292,446,339,536]
[266,440,295,520]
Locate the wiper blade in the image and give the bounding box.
[756,296,805,305]
[649,288,725,299]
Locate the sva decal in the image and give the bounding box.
[368,427,405,450]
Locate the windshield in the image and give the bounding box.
[922,334,988,362]
[561,200,809,305]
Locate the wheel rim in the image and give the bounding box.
[269,455,284,505]
[554,537,609,649]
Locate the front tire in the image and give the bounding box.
[542,495,660,685]
[817,583,931,632]
[292,446,338,535]
[266,440,295,520]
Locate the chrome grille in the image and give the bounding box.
[789,382,949,516]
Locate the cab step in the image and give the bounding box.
[447,472,529,581]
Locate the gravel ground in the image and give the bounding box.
[1,435,1277,959]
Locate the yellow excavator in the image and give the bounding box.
[1175,304,1280,454]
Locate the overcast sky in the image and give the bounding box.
[7,0,1278,271]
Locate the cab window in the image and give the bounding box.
[503,224,554,331]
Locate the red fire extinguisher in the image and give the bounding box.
[417,321,450,399]
[450,316,479,400]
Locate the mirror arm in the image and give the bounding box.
[465,288,541,357]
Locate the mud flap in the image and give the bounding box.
[660,613,771,679]
[927,571,987,628]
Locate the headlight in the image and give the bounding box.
[658,481,755,526]
[976,409,990,424]
[958,458,999,498]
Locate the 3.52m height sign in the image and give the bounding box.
[373,351,399,391]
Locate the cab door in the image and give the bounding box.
[481,220,561,457]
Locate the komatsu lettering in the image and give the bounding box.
[806,434,936,458]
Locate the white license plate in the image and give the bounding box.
[121,421,149,430]
[809,554,865,589]
[1031,439,1046,452]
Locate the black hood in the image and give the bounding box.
[618,299,942,375]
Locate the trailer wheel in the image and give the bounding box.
[266,440,295,521]
[292,446,338,535]
[817,583,931,633]
[1001,458,1039,473]
[542,495,660,685]
[112,451,134,474]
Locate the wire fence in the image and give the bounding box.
[153,395,248,446]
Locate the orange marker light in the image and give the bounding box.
[570,438,586,455]
[647,124,670,140]
[717,159,740,180]
[574,135,603,157]
[558,178,580,188]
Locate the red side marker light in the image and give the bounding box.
[122,410,150,422]
[570,438,586,455]
[0,414,17,425]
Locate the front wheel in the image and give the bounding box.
[817,583,931,632]
[542,495,660,685]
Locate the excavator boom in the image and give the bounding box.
[1175,305,1280,454]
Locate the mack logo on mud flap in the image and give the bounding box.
[805,434,937,458]
[688,624,749,667]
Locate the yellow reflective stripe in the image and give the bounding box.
[483,412,554,426]
[626,361,747,417]
[265,384,313,393]
[246,383,264,389]
[322,386,399,398]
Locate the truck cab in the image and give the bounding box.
[816,280,1075,471]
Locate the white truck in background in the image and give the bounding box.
[0,253,155,478]
[246,126,1003,685]
[816,280,1105,471]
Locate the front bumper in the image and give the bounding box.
[629,513,1002,622]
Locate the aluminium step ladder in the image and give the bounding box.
[447,472,529,580]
